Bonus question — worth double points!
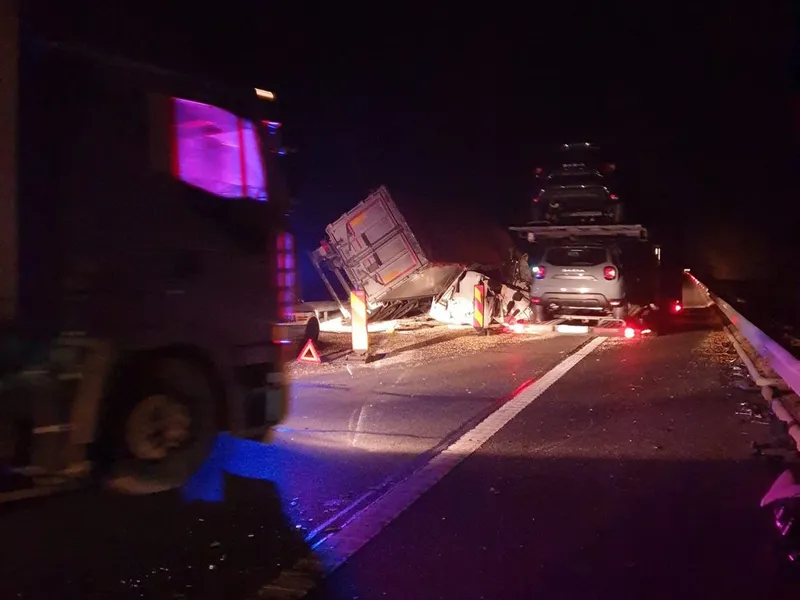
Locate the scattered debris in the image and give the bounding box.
[289,327,557,378]
[693,330,738,365]
[734,379,760,392]
[735,400,770,425]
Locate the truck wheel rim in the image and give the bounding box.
[125,394,191,460]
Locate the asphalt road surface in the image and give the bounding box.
[0,278,798,600]
[307,309,798,600]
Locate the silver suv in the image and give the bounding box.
[530,244,626,321]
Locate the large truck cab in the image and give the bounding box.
[0,11,294,499]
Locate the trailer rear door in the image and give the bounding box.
[325,187,430,302]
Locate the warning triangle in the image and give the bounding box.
[297,338,322,364]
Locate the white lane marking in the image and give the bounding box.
[312,336,607,575]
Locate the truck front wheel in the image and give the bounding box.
[104,356,218,494]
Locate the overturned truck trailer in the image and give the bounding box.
[310,186,533,325]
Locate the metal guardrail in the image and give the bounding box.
[690,273,800,523]
[687,272,800,397]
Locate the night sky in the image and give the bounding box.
[29,1,800,292]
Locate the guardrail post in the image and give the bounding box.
[346,289,371,363]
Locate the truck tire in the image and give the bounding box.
[304,317,320,343]
[612,305,627,320]
[533,304,548,324]
[611,202,624,224]
[0,416,20,465]
[104,356,218,495]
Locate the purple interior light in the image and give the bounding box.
[172,98,267,201]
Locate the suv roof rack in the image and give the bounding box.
[509,224,648,243]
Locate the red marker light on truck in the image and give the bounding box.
[603,266,617,280]
[532,265,546,279]
[624,327,635,339]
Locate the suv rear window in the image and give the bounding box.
[545,247,608,267]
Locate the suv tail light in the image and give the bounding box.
[532,265,546,279]
[603,266,617,280]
